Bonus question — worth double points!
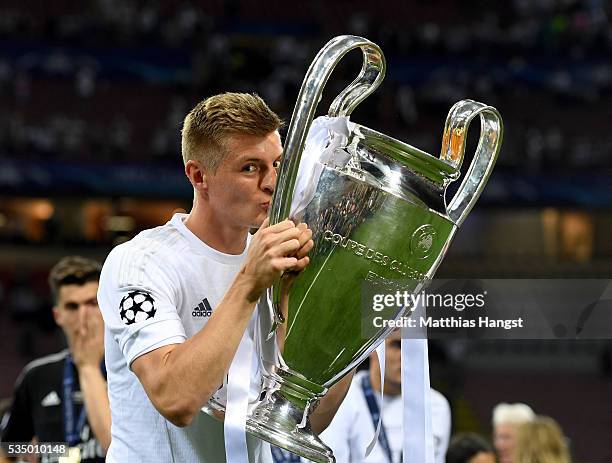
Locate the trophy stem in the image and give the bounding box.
[247,373,335,463]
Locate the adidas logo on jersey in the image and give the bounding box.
[41,391,61,407]
[192,297,213,317]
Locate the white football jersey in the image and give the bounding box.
[310,370,451,463]
[98,213,270,463]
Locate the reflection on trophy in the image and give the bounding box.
[207,35,503,462]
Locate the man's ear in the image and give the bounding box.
[185,160,208,192]
[52,306,61,325]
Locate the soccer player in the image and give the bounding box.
[304,329,451,463]
[97,92,352,462]
[0,256,111,463]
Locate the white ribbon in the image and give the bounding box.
[224,331,255,463]
[401,301,435,463]
[364,341,386,457]
[290,116,355,217]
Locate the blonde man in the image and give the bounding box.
[97,93,352,462]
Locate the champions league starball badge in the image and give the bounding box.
[119,290,156,325]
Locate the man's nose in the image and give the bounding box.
[261,166,277,194]
[77,304,89,332]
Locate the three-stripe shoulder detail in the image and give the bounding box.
[116,226,183,287]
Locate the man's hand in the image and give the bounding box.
[288,222,314,272]
[70,306,105,370]
[240,219,314,301]
[70,305,111,451]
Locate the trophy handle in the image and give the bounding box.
[270,34,386,226]
[268,35,385,325]
[440,99,504,227]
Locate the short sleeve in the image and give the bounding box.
[430,389,451,463]
[0,369,35,443]
[98,242,187,367]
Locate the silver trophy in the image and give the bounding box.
[204,35,503,463]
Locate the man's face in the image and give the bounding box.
[52,281,99,345]
[204,131,282,229]
[384,330,402,388]
[493,423,519,463]
[371,330,403,393]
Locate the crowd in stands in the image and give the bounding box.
[0,0,611,170]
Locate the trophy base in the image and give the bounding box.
[201,380,335,463]
[247,388,335,463]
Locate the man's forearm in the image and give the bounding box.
[140,276,259,425]
[309,370,355,434]
[132,220,314,427]
[78,365,112,451]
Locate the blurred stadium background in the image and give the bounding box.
[0,0,611,461]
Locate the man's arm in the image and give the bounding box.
[309,370,355,434]
[0,368,35,462]
[431,390,452,463]
[131,219,312,427]
[71,306,111,452]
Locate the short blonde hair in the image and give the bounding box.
[181,92,283,172]
[514,416,571,463]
